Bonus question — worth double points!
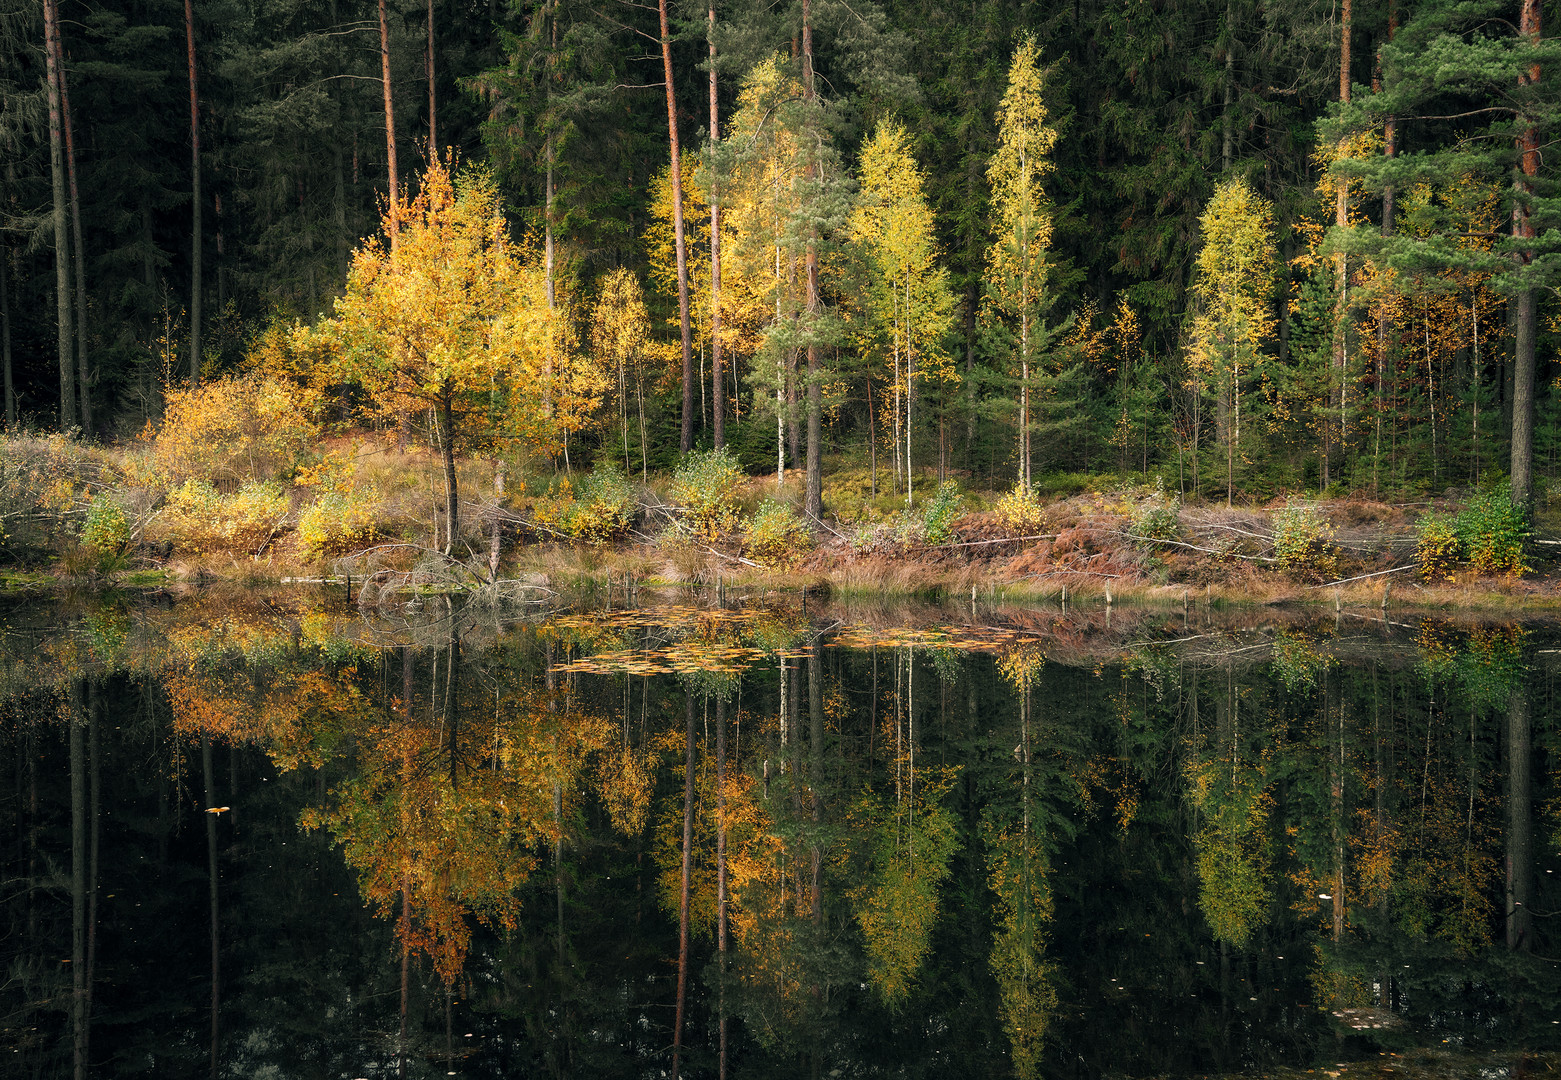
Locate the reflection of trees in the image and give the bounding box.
[986,643,1059,1079]
[1185,669,1273,950]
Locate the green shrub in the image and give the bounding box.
[1129,489,1181,546]
[745,500,812,568]
[920,481,963,545]
[82,494,130,556]
[562,468,636,544]
[299,488,378,556]
[1271,500,1337,582]
[672,448,745,539]
[158,479,289,555]
[1415,513,1461,581]
[993,481,1045,534]
[1457,483,1528,576]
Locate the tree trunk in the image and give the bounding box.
[85,689,100,1069]
[1,234,13,428]
[1507,681,1532,950]
[1331,0,1352,479]
[488,457,505,580]
[440,390,458,556]
[709,2,724,450]
[1511,0,1540,506]
[185,0,202,385]
[426,0,436,151]
[53,29,90,433]
[672,693,695,1079]
[380,0,400,249]
[43,0,75,427]
[802,0,823,520]
[658,0,694,454]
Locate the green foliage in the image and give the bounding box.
[1271,500,1337,582]
[82,494,130,556]
[920,481,964,545]
[671,448,745,539]
[744,500,812,569]
[1416,513,1462,581]
[1128,488,1181,545]
[156,479,289,556]
[1457,484,1528,577]
[993,481,1045,535]
[298,488,379,557]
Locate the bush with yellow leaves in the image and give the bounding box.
[150,372,318,484]
[155,479,289,555]
[993,481,1045,534]
[298,488,379,557]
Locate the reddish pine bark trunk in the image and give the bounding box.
[658,0,695,453]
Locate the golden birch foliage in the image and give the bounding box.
[725,58,808,326]
[1188,178,1276,379]
[590,268,651,379]
[984,36,1056,325]
[850,120,958,394]
[329,161,603,457]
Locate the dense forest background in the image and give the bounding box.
[2,0,1558,508]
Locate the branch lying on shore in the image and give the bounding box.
[1120,533,1278,562]
[1310,564,1418,589]
[940,533,1059,548]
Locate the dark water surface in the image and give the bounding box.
[3,589,1559,1078]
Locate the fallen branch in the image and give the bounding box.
[1310,564,1417,589]
[1120,533,1278,562]
[941,534,1058,548]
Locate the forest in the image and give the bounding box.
[1,0,1558,548]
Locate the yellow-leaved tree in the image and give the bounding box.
[589,268,653,480]
[851,120,957,503]
[329,160,604,555]
[984,36,1058,489]
[1187,177,1276,507]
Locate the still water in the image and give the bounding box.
[2,588,1558,1078]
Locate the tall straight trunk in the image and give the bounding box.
[398,890,410,1080]
[380,0,400,249]
[1507,681,1532,950]
[1331,0,1352,480]
[53,30,89,433]
[709,2,724,450]
[1220,0,1234,172]
[43,0,74,427]
[202,732,220,1080]
[426,0,435,151]
[0,235,13,427]
[658,0,695,454]
[70,686,85,1080]
[672,694,695,1079]
[1375,4,1397,487]
[185,0,202,384]
[715,692,728,1080]
[802,0,822,520]
[808,638,823,920]
[1511,0,1540,506]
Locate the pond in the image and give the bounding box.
[2,588,1558,1078]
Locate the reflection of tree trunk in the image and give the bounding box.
[71,684,86,1080]
[1507,681,1532,951]
[716,693,728,1080]
[672,694,695,1079]
[202,731,220,1080]
[86,686,100,1066]
[1329,670,1344,941]
[399,889,410,1080]
[809,639,823,919]
[446,624,460,789]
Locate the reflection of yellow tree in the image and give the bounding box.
[1186,749,1272,949]
[850,652,960,1005]
[988,640,1056,1079]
